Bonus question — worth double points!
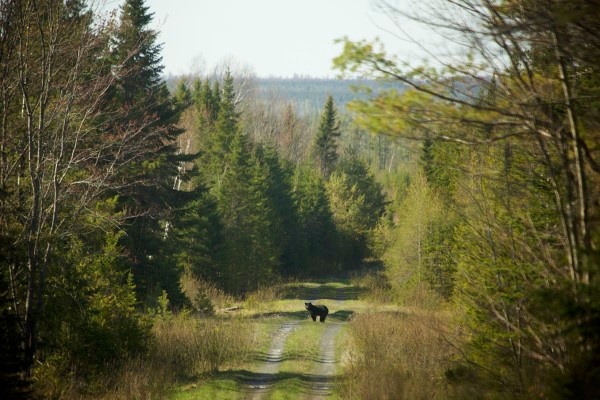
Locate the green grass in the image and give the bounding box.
[169,378,243,400]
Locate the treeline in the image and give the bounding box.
[254,77,405,116]
[335,0,600,399]
[165,76,407,117]
[0,0,387,396]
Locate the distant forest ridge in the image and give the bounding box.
[254,78,406,114]
[165,76,406,115]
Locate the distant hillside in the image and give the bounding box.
[255,78,405,115]
[165,75,405,116]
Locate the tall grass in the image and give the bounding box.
[244,282,282,309]
[338,311,454,400]
[153,313,255,376]
[40,312,257,399]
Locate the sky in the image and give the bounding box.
[105,0,430,78]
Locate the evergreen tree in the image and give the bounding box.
[326,157,387,268]
[111,0,164,105]
[173,80,192,111]
[254,145,301,275]
[312,95,341,179]
[193,72,281,293]
[109,0,185,306]
[214,71,237,152]
[204,70,238,188]
[212,80,222,119]
[293,166,336,275]
[192,78,219,125]
[42,230,150,377]
[216,133,278,294]
[172,186,223,284]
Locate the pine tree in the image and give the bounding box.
[312,95,341,179]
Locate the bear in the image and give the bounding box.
[305,302,329,323]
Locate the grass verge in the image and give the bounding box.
[337,310,454,400]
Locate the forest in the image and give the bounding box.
[0,0,598,399]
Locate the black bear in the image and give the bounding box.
[305,302,329,323]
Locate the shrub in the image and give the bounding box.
[35,312,257,399]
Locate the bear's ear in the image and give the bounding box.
[305,302,309,305]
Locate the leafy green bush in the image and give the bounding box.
[34,232,151,397]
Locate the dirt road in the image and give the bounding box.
[244,282,354,399]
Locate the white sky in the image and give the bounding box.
[102,0,434,78]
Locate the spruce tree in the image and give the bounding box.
[204,70,238,189]
[173,80,192,111]
[312,95,341,179]
[109,0,185,306]
[216,133,278,294]
[254,145,300,275]
[293,166,336,275]
[199,73,279,293]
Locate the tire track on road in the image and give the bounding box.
[306,287,347,399]
[245,321,299,400]
[307,321,343,399]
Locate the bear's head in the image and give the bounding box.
[305,302,312,310]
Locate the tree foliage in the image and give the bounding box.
[326,157,387,267]
[335,0,600,397]
[108,0,186,306]
[0,0,190,386]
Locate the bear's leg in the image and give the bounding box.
[319,314,326,323]
[311,313,317,322]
